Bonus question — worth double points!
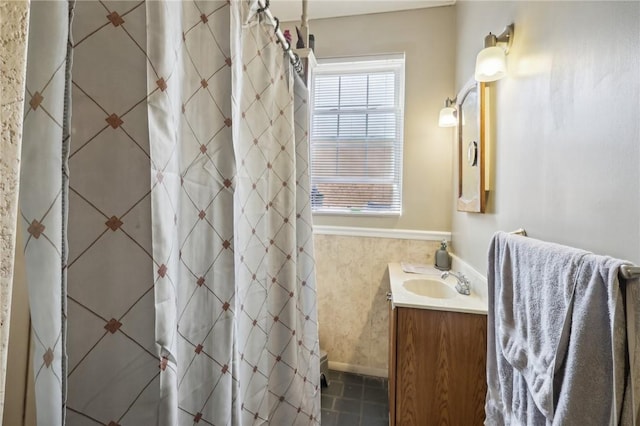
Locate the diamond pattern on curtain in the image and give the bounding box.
[146,1,237,425]
[231,2,320,424]
[20,0,318,423]
[65,1,160,424]
[293,69,319,400]
[20,1,73,423]
[147,0,320,423]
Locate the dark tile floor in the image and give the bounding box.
[321,370,389,426]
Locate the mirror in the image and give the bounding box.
[456,78,487,213]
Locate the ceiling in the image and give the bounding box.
[269,0,455,22]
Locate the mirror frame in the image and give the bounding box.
[456,78,487,213]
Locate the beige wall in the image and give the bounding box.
[314,234,440,375]
[452,1,640,271]
[285,6,457,232]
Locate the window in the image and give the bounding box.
[310,54,405,215]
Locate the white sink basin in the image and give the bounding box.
[402,278,458,299]
[388,263,487,315]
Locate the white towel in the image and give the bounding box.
[486,231,636,425]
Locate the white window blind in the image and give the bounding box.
[310,55,405,215]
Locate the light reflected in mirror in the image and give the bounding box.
[456,79,486,213]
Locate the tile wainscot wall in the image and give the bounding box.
[313,233,442,377]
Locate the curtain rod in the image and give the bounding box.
[509,228,640,280]
[256,0,304,76]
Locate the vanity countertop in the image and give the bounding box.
[388,263,488,315]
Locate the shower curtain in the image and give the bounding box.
[20,2,72,424]
[19,1,320,424]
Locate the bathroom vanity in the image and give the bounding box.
[387,263,487,425]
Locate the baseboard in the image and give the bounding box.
[328,361,388,378]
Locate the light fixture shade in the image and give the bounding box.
[475,46,507,82]
[438,107,457,127]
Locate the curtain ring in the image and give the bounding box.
[292,53,303,73]
[257,0,270,14]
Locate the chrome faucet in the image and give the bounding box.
[441,271,471,295]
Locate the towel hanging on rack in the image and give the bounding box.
[486,231,640,425]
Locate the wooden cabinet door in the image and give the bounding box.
[388,300,397,426]
[395,308,487,425]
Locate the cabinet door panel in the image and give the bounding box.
[395,308,486,425]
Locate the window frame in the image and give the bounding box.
[309,53,406,216]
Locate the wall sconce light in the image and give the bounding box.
[438,97,457,127]
[475,24,514,82]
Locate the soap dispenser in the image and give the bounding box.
[435,240,451,271]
